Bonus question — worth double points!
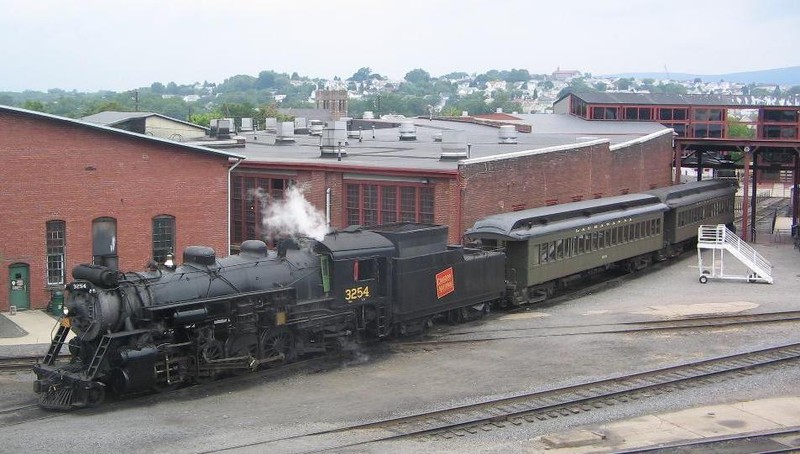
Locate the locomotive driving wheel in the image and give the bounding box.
[259,327,296,366]
[225,334,260,374]
[193,339,224,384]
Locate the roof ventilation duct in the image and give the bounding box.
[440,130,468,160]
[320,120,348,159]
[399,121,417,141]
[498,125,518,144]
[276,121,296,143]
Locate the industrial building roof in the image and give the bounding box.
[559,90,800,107]
[220,114,669,173]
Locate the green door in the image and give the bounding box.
[9,263,30,310]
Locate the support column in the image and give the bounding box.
[750,150,759,243]
[741,148,751,241]
[696,150,703,182]
[793,149,799,229]
[673,143,683,185]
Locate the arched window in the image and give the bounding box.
[153,215,176,264]
[46,220,66,285]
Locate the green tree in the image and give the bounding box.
[404,68,431,84]
[350,67,372,82]
[22,100,45,112]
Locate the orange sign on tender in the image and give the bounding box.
[435,267,455,299]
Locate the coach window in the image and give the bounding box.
[152,215,176,264]
[556,239,564,260]
[531,244,540,266]
[46,220,66,285]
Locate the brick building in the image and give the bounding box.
[221,114,673,246]
[0,106,243,311]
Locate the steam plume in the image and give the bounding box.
[256,184,329,241]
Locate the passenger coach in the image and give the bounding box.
[465,194,668,304]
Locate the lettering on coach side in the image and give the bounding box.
[435,267,455,299]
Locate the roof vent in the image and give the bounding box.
[183,246,216,266]
[276,121,296,143]
[498,125,518,144]
[320,121,348,158]
[440,130,468,160]
[399,121,417,141]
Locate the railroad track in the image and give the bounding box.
[209,342,800,453]
[390,310,800,351]
[0,355,40,373]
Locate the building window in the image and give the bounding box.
[152,215,176,264]
[658,108,688,121]
[345,183,434,227]
[762,125,798,139]
[46,220,66,285]
[624,107,653,120]
[591,106,618,120]
[763,109,798,123]
[231,175,289,244]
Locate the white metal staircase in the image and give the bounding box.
[697,224,774,284]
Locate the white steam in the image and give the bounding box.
[256,184,329,242]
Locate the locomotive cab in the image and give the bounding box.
[315,228,395,307]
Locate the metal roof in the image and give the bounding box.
[225,114,668,173]
[562,90,800,108]
[1,105,243,160]
[464,193,666,240]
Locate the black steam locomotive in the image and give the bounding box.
[33,224,506,409]
[33,180,737,410]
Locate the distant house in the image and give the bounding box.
[80,111,208,142]
[551,68,582,81]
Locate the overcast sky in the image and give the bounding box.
[2,0,798,92]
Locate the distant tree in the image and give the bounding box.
[541,80,554,90]
[21,100,45,112]
[150,82,165,94]
[216,74,258,93]
[786,85,800,96]
[594,82,608,91]
[166,82,179,94]
[503,68,531,83]
[652,82,687,95]
[291,72,300,80]
[350,67,372,82]
[404,68,431,84]
[442,71,469,80]
[693,77,703,84]
[189,111,221,127]
[727,116,755,138]
[614,78,633,90]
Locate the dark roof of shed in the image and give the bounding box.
[1,105,242,159]
[560,90,800,108]
[80,110,209,131]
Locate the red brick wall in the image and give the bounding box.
[0,111,231,310]
[458,131,673,235]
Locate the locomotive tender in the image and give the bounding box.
[33,180,736,410]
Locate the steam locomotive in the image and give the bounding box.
[33,224,505,409]
[33,180,737,410]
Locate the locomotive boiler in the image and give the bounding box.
[33,224,506,410]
